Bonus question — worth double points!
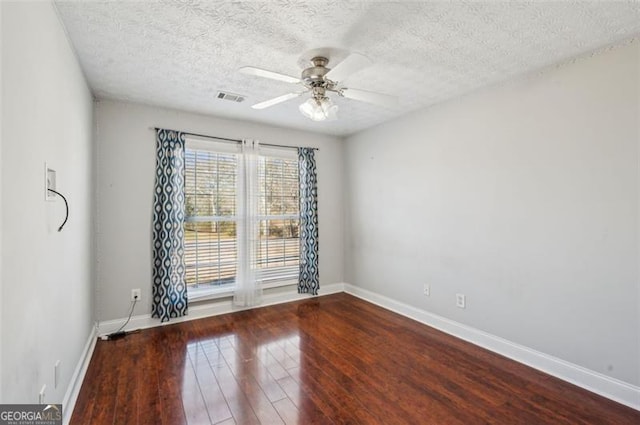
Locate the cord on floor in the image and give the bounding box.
[101,295,138,341]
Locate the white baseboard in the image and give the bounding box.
[97,282,345,336]
[344,283,640,411]
[62,325,98,425]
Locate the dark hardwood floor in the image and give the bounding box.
[71,293,640,424]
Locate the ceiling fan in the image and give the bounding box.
[239,50,397,121]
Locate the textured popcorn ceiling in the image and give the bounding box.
[54,0,640,136]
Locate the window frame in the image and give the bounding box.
[184,138,300,302]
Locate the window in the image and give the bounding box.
[184,147,238,291]
[184,139,299,298]
[257,156,300,282]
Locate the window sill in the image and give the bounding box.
[188,279,298,303]
[188,285,234,302]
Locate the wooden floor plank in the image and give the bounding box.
[182,354,213,425]
[272,397,299,425]
[190,344,234,424]
[112,337,141,425]
[71,293,640,425]
[83,339,120,424]
[68,338,107,424]
[209,341,261,425]
[137,332,164,425]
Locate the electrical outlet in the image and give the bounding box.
[54,360,61,389]
[456,293,466,309]
[38,384,46,404]
[423,284,430,296]
[131,289,141,302]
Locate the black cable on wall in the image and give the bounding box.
[47,188,69,232]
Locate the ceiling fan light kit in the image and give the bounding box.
[299,96,338,122]
[240,49,397,122]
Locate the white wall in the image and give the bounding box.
[1,1,94,403]
[344,41,639,386]
[94,100,344,322]
[0,0,4,403]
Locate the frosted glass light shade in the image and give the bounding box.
[299,97,338,121]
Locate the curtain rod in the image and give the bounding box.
[152,127,319,151]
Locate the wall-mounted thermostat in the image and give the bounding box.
[45,163,57,201]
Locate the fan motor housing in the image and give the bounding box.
[301,56,331,87]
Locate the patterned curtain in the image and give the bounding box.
[298,148,319,295]
[152,129,188,322]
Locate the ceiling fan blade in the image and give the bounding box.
[340,88,398,107]
[239,66,300,84]
[252,92,305,110]
[325,53,372,82]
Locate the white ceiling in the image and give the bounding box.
[54,0,640,136]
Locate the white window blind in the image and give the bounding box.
[257,155,300,282]
[184,139,300,295]
[184,147,238,289]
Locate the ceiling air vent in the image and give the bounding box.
[216,91,245,103]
